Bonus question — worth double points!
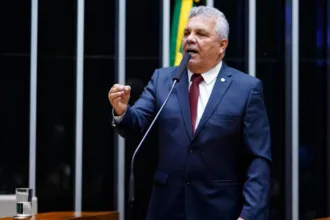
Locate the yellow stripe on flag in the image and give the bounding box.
[174,0,193,66]
[174,52,183,66]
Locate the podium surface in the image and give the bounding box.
[0,212,118,220]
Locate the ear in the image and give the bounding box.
[218,38,228,54]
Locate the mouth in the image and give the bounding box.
[186,49,199,55]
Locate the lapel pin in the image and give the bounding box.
[220,78,225,82]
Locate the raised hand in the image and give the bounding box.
[108,84,131,116]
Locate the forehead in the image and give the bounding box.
[185,16,216,31]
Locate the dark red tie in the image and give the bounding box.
[189,74,204,134]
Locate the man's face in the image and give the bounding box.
[182,16,228,73]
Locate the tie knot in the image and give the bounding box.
[191,74,204,84]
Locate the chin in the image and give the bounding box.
[188,58,199,64]
[188,58,201,65]
[187,62,202,72]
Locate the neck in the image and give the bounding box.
[188,59,222,73]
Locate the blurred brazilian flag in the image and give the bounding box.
[170,0,200,66]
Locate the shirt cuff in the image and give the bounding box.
[112,108,126,123]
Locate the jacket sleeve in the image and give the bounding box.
[239,79,272,220]
[112,69,159,139]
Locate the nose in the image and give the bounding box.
[186,33,197,44]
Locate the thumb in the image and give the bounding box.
[120,86,131,104]
[124,85,131,94]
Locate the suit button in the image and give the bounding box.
[186,181,191,185]
[189,148,192,153]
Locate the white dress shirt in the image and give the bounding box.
[113,61,222,127]
[188,61,222,130]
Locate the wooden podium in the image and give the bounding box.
[0,212,119,220]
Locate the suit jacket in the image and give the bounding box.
[113,63,272,220]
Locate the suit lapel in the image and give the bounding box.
[175,68,193,140]
[193,63,233,139]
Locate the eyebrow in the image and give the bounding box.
[184,27,208,33]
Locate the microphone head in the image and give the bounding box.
[180,52,191,66]
[172,53,191,82]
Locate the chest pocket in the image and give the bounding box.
[205,113,241,135]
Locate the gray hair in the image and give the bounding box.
[189,6,229,39]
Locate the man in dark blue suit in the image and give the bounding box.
[108,6,271,220]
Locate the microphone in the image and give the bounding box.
[128,53,191,207]
[172,53,191,82]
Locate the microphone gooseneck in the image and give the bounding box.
[128,53,191,207]
[172,53,192,82]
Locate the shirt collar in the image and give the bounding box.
[187,61,222,85]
